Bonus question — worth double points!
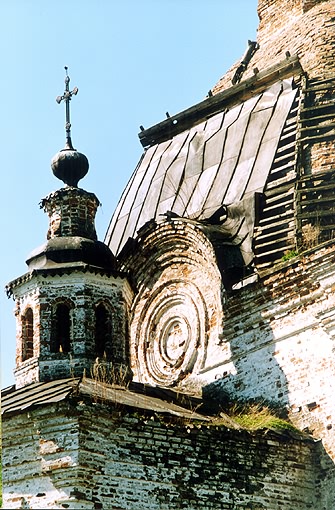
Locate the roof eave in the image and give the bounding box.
[138,55,302,148]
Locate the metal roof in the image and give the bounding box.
[106,78,298,258]
[1,378,210,422]
[1,378,78,415]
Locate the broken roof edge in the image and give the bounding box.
[138,55,302,148]
[1,376,210,422]
[1,377,315,440]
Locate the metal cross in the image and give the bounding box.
[56,66,78,149]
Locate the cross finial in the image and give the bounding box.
[56,66,79,150]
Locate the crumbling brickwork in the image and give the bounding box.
[213,0,335,92]
[257,0,326,43]
[194,243,335,481]
[116,208,335,500]
[4,1,335,507]
[123,220,223,388]
[7,181,133,388]
[2,400,323,509]
[12,270,132,388]
[41,188,100,240]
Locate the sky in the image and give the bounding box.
[0,0,259,388]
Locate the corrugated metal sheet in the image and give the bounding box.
[106,79,298,257]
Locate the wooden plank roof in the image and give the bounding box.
[106,79,299,257]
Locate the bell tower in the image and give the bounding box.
[6,69,132,388]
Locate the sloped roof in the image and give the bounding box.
[1,378,77,415]
[1,378,210,422]
[106,78,298,258]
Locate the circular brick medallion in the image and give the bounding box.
[138,280,206,385]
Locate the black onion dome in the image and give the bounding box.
[26,237,117,271]
[51,148,89,187]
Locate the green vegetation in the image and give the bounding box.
[229,404,298,432]
[208,403,299,433]
[281,250,298,262]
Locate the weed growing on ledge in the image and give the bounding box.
[302,223,320,250]
[281,250,298,262]
[90,357,131,387]
[227,404,298,432]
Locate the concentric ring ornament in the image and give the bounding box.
[137,279,207,386]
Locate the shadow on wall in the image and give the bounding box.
[3,401,335,509]
[119,220,224,388]
[313,439,335,508]
[200,277,335,506]
[202,281,291,415]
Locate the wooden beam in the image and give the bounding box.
[255,242,296,258]
[298,209,335,219]
[258,214,295,228]
[297,183,335,194]
[299,169,335,181]
[303,77,335,90]
[138,56,302,148]
[264,183,295,197]
[301,101,335,113]
[299,131,335,143]
[300,112,335,124]
[254,226,296,243]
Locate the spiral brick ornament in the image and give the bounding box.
[124,219,223,387]
[136,279,207,385]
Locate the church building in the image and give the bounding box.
[2,1,335,508]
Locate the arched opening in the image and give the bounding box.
[22,308,34,361]
[51,303,71,354]
[95,302,112,359]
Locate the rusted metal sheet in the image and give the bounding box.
[106,79,299,256]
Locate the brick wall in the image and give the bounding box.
[122,220,223,388]
[213,0,335,93]
[2,404,81,509]
[122,215,335,487]
[13,271,132,388]
[2,400,324,509]
[199,244,335,469]
[142,0,335,481]
[257,0,326,42]
[41,188,100,240]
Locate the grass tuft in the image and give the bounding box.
[228,403,298,432]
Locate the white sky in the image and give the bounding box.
[0,0,258,387]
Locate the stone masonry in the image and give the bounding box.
[11,270,132,388]
[214,0,335,92]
